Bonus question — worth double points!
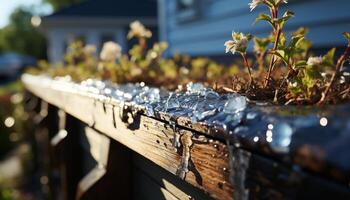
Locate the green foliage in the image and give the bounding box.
[0,189,16,200]
[255,13,274,28]
[28,11,350,105]
[322,48,336,67]
[254,37,271,54]
[0,81,25,159]
[227,0,350,104]
[0,7,47,59]
[278,11,294,28]
[44,0,84,11]
[256,11,294,29]
[344,32,350,42]
[272,34,305,67]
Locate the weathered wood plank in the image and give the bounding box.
[23,76,234,200]
[133,167,179,200]
[133,153,214,200]
[24,75,350,199]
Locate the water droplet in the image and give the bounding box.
[268,123,293,153]
[246,112,257,120]
[4,116,15,128]
[104,88,112,95]
[268,124,274,130]
[40,176,49,185]
[320,117,328,127]
[191,109,217,122]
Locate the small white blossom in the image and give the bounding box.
[127,20,152,39]
[249,0,288,11]
[224,32,250,55]
[84,44,97,55]
[307,56,323,66]
[100,41,122,62]
[249,0,265,11]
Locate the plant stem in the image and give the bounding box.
[139,37,147,55]
[318,43,350,104]
[264,7,281,88]
[241,52,253,86]
[255,51,266,72]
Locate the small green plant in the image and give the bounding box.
[224,32,254,85]
[28,17,350,105]
[318,33,350,104]
[224,0,350,104]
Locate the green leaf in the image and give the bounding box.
[323,48,336,67]
[292,27,309,37]
[302,68,322,90]
[293,60,307,70]
[278,33,287,47]
[272,49,289,64]
[288,77,303,96]
[343,32,350,42]
[254,37,271,53]
[255,13,274,28]
[279,11,294,28]
[246,33,253,41]
[289,34,305,49]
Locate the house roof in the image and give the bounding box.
[45,0,157,19]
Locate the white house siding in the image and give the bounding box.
[159,0,350,56]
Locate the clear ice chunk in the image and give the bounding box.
[191,109,217,122]
[186,82,207,96]
[135,87,160,104]
[223,94,247,114]
[165,92,180,111]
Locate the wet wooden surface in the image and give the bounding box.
[23,75,350,200]
[23,76,233,200]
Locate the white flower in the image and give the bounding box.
[84,44,97,55]
[307,56,323,66]
[224,32,250,55]
[127,20,152,39]
[249,0,265,11]
[100,41,122,62]
[249,0,288,11]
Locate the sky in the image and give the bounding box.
[0,0,53,28]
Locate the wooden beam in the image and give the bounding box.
[23,75,350,199]
[23,75,233,199]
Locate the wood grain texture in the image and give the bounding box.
[23,76,233,200]
[24,75,350,200]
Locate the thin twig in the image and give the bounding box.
[264,7,281,88]
[318,44,350,104]
[241,53,254,86]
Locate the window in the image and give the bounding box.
[176,0,201,23]
[178,0,195,10]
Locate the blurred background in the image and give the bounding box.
[0,0,349,199]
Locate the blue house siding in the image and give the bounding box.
[159,0,350,56]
